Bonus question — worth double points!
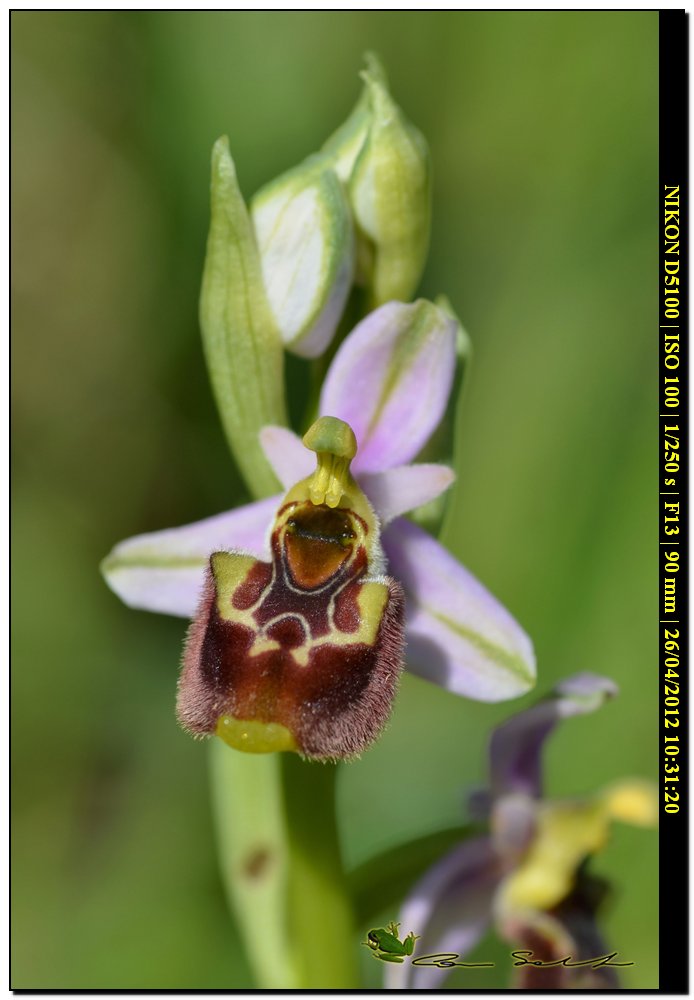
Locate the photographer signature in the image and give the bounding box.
[411,951,634,970]
[363,924,634,970]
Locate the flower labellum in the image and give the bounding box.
[177,417,406,760]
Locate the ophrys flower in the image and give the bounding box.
[386,673,657,989]
[179,415,407,759]
[102,300,537,756]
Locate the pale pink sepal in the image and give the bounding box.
[383,519,536,701]
[319,300,457,473]
[359,464,454,525]
[101,496,280,618]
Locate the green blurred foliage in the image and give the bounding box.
[12,10,658,989]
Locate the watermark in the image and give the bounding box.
[362,923,634,971]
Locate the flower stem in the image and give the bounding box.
[210,744,298,988]
[281,754,360,988]
[210,743,359,989]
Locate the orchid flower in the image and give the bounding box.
[100,56,536,989]
[387,673,658,989]
[102,299,536,757]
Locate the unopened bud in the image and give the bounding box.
[251,156,354,358]
[346,55,431,306]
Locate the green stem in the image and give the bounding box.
[281,754,359,988]
[209,271,366,992]
[210,744,298,988]
[210,743,360,989]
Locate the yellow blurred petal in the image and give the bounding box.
[602,779,659,827]
[498,800,608,914]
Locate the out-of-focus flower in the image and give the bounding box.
[387,674,658,989]
[102,300,536,717]
[324,53,431,306]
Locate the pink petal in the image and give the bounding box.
[101,496,280,618]
[383,520,536,701]
[385,836,500,989]
[259,427,454,525]
[359,463,455,524]
[259,425,314,490]
[320,300,457,473]
[489,673,618,798]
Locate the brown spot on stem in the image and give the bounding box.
[242,847,273,880]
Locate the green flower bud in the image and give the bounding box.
[325,54,431,307]
[251,155,354,358]
[321,54,387,183]
[200,136,287,499]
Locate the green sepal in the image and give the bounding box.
[322,52,387,184]
[199,136,287,499]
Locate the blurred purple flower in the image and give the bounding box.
[386,673,658,989]
[102,300,536,702]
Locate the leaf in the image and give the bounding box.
[349,824,473,925]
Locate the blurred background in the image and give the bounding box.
[12,11,658,989]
